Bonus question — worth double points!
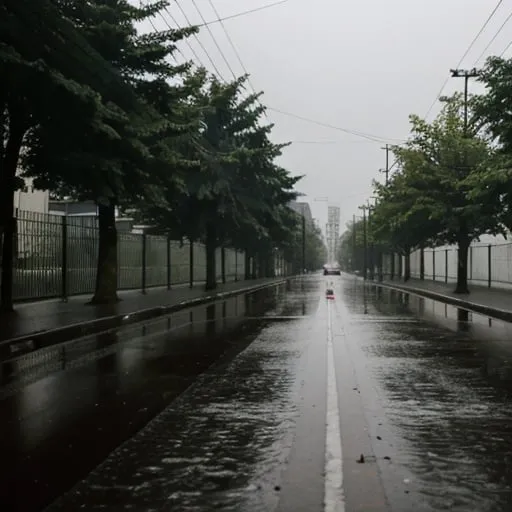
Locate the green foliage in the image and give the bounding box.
[337,219,365,271]
[474,56,512,231]
[371,169,440,254]
[368,94,502,291]
[22,0,197,207]
[1,0,130,309]
[305,223,327,270]
[286,218,327,273]
[371,95,501,247]
[476,57,512,152]
[1,0,303,306]
[135,73,301,288]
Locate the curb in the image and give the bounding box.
[1,279,290,363]
[369,280,512,323]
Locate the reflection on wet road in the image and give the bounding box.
[5,275,512,511]
[0,282,318,512]
[339,280,512,512]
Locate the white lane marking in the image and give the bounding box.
[324,300,345,512]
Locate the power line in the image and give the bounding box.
[189,0,238,80]
[206,2,249,77]
[158,1,288,69]
[206,0,254,83]
[500,39,512,57]
[424,0,504,119]
[157,3,264,121]
[197,0,289,27]
[206,0,267,116]
[424,77,450,120]
[145,8,185,63]
[474,9,512,64]
[172,2,225,79]
[147,4,398,147]
[458,0,504,66]
[267,106,405,144]
[291,139,379,145]
[159,7,207,68]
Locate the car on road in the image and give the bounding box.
[323,264,341,276]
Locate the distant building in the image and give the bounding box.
[48,199,97,216]
[326,206,340,264]
[288,201,314,228]
[49,200,137,231]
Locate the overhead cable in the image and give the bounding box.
[268,106,405,144]
[197,0,289,27]
[173,1,225,79]
[474,9,512,64]
[188,0,238,79]
[424,0,504,119]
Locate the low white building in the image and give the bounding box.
[14,177,49,214]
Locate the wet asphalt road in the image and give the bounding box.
[3,276,512,511]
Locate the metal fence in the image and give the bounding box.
[7,210,269,302]
[380,242,512,290]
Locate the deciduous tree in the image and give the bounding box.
[23,0,200,303]
[371,95,500,293]
[0,0,125,311]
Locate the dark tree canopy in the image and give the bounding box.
[1,0,304,308]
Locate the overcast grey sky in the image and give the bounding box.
[146,0,509,233]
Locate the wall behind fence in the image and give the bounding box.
[381,238,512,290]
[7,210,285,302]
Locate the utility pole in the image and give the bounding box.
[359,206,367,280]
[450,68,479,136]
[380,143,390,185]
[367,200,375,281]
[450,68,478,295]
[302,214,306,274]
[352,214,356,273]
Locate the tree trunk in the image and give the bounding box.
[404,249,411,282]
[267,251,275,277]
[258,252,266,278]
[205,220,217,291]
[91,202,119,304]
[390,252,395,280]
[369,244,375,280]
[244,251,251,280]
[264,251,272,278]
[252,255,258,279]
[0,120,25,312]
[377,249,383,282]
[454,237,470,294]
[221,247,226,284]
[255,253,261,278]
[420,246,425,280]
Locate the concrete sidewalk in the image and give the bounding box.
[373,277,512,322]
[0,277,289,361]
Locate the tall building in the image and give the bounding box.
[288,201,314,228]
[326,205,340,264]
